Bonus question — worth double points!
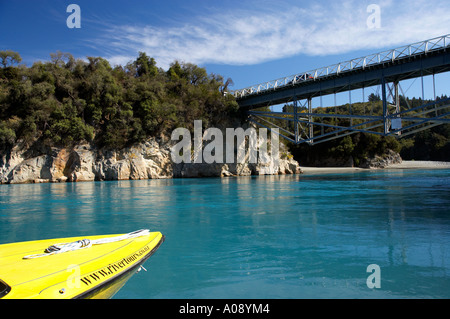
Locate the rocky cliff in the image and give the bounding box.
[358,149,403,169]
[0,138,302,184]
[294,149,402,169]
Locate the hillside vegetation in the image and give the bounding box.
[0,51,239,151]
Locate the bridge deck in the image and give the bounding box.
[235,35,450,109]
[233,35,450,145]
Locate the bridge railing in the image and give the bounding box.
[233,34,450,99]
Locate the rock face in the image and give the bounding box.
[295,149,402,169]
[0,138,302,184]
[359,149,403,169]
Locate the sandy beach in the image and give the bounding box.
[300,161,450,174]
[385,161,450,169]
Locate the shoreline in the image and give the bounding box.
[300,161,450,174]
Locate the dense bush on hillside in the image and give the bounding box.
[0,51,239,150]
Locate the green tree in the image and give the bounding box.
[134,52,158,77]
[0,120,16,148]
[368,93,381,102]
[0,50,22,68]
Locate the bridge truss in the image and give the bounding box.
[234,35,450,145]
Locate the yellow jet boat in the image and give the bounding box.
[0,229,164,299]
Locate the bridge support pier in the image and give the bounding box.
[393,81,402,135]
[381,77,389,135]
[308,98,313,144]
[293,98,299,143]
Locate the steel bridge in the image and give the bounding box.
[233,35,450,145]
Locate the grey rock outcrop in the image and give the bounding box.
[0,138,301,184]
[359,149,403,169]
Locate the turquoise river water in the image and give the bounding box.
[0,169,449,299]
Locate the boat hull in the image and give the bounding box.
[0,231,164,299]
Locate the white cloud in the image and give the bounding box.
[99,0,450,69]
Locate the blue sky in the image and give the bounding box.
[1,0,449,98]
